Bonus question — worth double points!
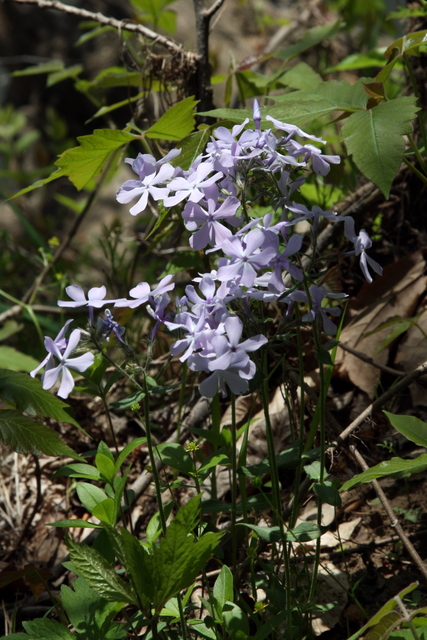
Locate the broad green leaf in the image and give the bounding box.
[114,437,147,473]
[198,452,230,479]
[384,30,427,62]
[0,410,82,459]
[275,21,343,61]
[0,368,80,428]
[286,522,323,542]
[76,482,108,513]
[96,452,116,483]
[61,576,123,638]
[222,602,250,640]
[341,455,427,491]
[48,519,102,528]
[0,321,23,342]
[172,127,212,171]
[0,346,39,372]
[154,442,194,474]
[342,96,419,197]
[187,621,216,640]
[111,526,154,610]
[146,501,174,546]
[384,411,427,448]
[279,62,323,90]
[54,463,101,480]
[240,523,282,542]
[67,537,137,605]
[213,565,234,612]
[145,96,198,141]
[92,498,117,525]
[22,618,75,640]
[23,618,75,639]
[54,129,137,189]
[327,50,387,72]
[313,481,342,506]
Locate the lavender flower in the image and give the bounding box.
[182,195,240,250]
[116,162,175,216]
[58,286,123,324]
[32,328,94,399]
[344,218,383,284]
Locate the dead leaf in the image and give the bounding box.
[395,304,427,405]
[336,252,426,397]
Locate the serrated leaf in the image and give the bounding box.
[0,368,81,428]
[23,618,75,639]
[54,129,137,189]
[342,97,419,197]
[0,346,39,372]
[279,61,323,90]
[145,96,198,141]
[67,537,137,605]
[0,410,82,459]
[384,411,427,448]
[341,455,427,491]
[111,526,154,610]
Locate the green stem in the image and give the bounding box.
[404,54,427,169]
[260,357,291,634]
[402,156,427,187]
[139,377,167,535]
[211,393,221,501]
[290,316,307,529]
[231,393,238,574]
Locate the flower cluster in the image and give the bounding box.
[31,100,383,399]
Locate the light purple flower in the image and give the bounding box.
[116,162,175,216]
[164,162,223,207]
[37,329,94,399]
[344,218,383,283]
[115,275,175,309]
[30,319,73,378]
[217,229,276,287]
[183,196,240,249]
[292,285,347,335]
[58,286,123,324]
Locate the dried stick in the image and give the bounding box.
[350,445,427,583]
[338,342,405,377]
[4,0,186,55]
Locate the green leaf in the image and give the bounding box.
[222,602,250,640]
[23,618,75,639]
[48,519,102,528]
[326,50,387,72]
[364,612,402,640]
[0,410,82,459]
[0,346,40,372]
[171,127,212,171]
[110,526,154,610]
[114,437,146,474]
[279,61,323,90]
[54,463,101,480]
[92,498,117,525]
[313,481,342,506]
[146,501,174,546]
[286,522,324,542]
[154,442,194,474]
[342,96,419,197]
[384,411,427,448]
[0,368,81,428]
[213,565,234,611]
[240,523,282,542]
[61,576,123,639]
[145,96,198,141]
[54,129,137,190]
[341,455,427,491]
[275,21,343,61]
[96,452,116,483]
[13,60,64,77]
[76,482,108,513]
[47,64,83,87]
[67,537,137,605]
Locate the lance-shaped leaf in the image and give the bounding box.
[67,537,138,605]
[0,410,82,459]
[341,455,427,491]
[342,96,419,197]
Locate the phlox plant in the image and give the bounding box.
[22,100,383,640]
